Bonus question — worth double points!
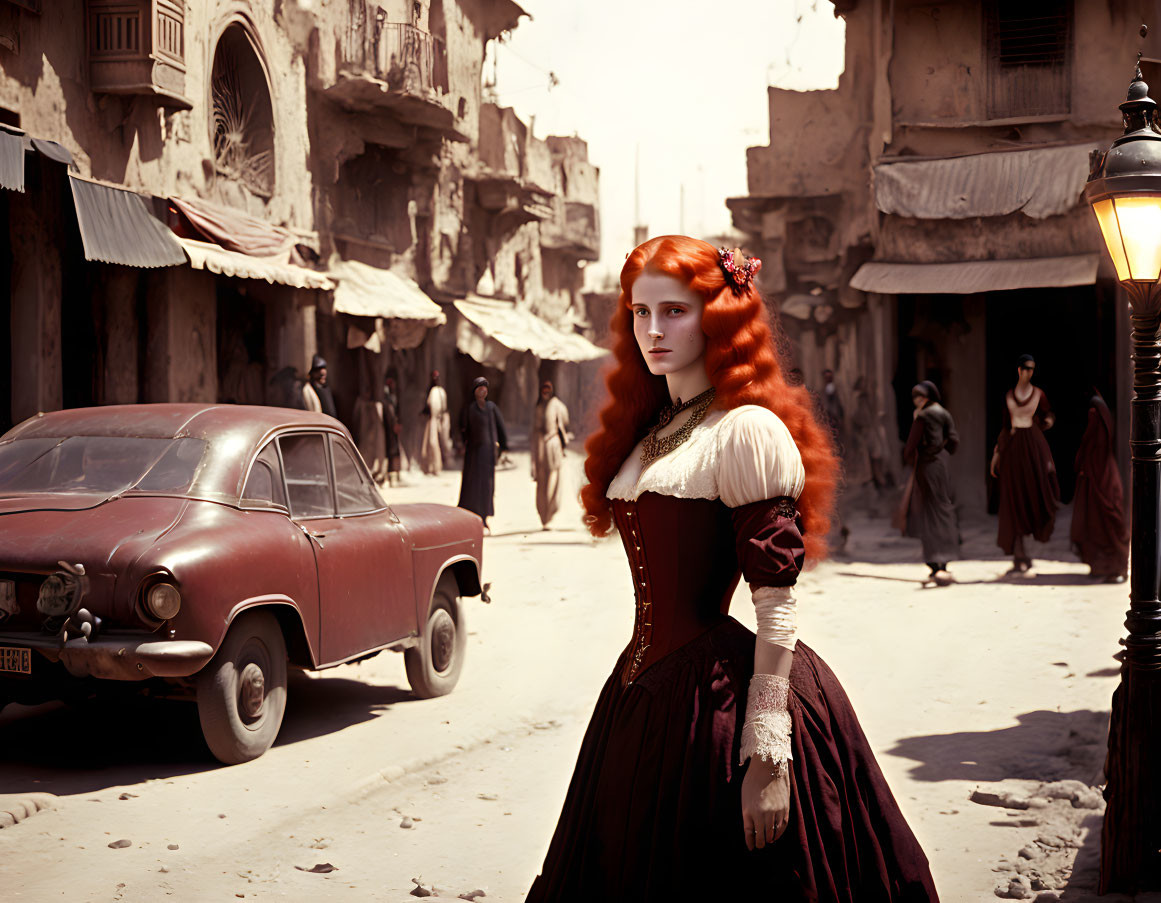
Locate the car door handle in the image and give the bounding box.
[299,525,326,548]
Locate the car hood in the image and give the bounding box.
[0,495,190,572]
[0,492,122,514]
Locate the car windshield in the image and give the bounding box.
[0,436,208,497]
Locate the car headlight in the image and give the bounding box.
[145,582,181,620]
[36,563,87,619]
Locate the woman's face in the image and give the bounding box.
[630,271,706,379]
[912,392,927,410]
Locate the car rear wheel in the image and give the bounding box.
[404,576,466,698]
[196,611,287,764]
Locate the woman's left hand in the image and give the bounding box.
[741,757,790,851]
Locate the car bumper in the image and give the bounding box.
[0,632,214,681]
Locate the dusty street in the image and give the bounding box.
[0,447,1127,902]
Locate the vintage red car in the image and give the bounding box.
[0,404,484,763]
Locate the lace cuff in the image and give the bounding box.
[739,673,792,774]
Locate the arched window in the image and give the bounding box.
[210,23,275,197]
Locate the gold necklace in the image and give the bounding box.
[640,387,716,465]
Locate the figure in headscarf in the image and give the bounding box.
[457,377,508,531]
[301,355,337,419]
[419,370,451,476]
[383,375,403,486]
[896,380,960,585]
[1072,387,1128,582]
[990,353,1060,573]
[531,380,572,529]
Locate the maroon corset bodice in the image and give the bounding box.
[612,493,741,685]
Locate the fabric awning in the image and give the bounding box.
[874,144,1098,220]
[179,238,334,290]
[849,255,1100,295]
[453,296,608,367]
[169,195,299,258]
[70,175,187,268]
[0,127,24,192]
[328,258,446,324]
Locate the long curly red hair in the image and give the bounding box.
[581,235,837,563]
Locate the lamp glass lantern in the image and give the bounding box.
[1086,67,1161,290]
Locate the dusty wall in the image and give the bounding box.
[144,268,217,404]
[887,0,1154,153]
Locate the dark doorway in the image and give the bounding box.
[984,284,1116,504]
[60,232,98,412]
[216,281,267,405]
[0,189,9,433]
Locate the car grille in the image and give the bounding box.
[0,572,48,631]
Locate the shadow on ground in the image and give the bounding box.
[886,708,1109,784]
[0,670,417,794]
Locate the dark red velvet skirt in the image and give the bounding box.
[996,427,1060,554]
[525,619,939,902]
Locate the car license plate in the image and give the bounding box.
[0,646,30,674]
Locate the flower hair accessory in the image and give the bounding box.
[718,247,762,292]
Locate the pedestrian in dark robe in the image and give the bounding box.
[302,354,338,419]
[896,381,959,586]
[457,377,508,531]
[383,376,403,487]
[990,353,1060,573]
[819,368,850,550]
[1072,388,1129,582]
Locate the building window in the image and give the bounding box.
[211,24,275,197]
[986,0,1072,120]
[86,0,188,106]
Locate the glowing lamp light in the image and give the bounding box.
[1092,196,1161,281]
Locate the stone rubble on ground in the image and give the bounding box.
[984,780,1106,898]
[0,792,57,828]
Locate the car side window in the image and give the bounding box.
[278,433,333,518]
[242,442,287,509]
[331,437,386,515]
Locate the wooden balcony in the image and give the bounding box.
[327,17,458,136]
[86,0,189,109]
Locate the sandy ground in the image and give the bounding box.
[0,447,1130,902]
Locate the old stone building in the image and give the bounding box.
[731,0,1149,513]
[0,0,603,473]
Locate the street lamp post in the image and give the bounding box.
[1085,45,1161,893]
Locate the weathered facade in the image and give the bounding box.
[0,0,603,474]
[731,0,1149,513]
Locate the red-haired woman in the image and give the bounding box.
[525,237,938,902]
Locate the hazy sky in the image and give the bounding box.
[491,0,847,287]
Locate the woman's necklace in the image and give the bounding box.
[1013,384,1035,406]
[640,387,716,465]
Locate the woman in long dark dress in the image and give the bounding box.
[525,237,938,902]
[457,376,508,530]
[899,380,959,586]
[1071,388,1128,582]
[989,354,1060,573]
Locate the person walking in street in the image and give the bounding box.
[897,381,959,586]
[419,370,451,476]
[383,376,403,487]
[819,367,850,551]
[525,237,938,902]
[990,354,1060,573]
[301,355,337,419]
[457,377,508,532]
[1072,386,1128,582]
[531,380,571,529]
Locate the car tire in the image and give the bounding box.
[404,576,466,699]
[196,611,287,765]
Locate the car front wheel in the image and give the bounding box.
[196,611,288,764]
[404,576,466,698]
